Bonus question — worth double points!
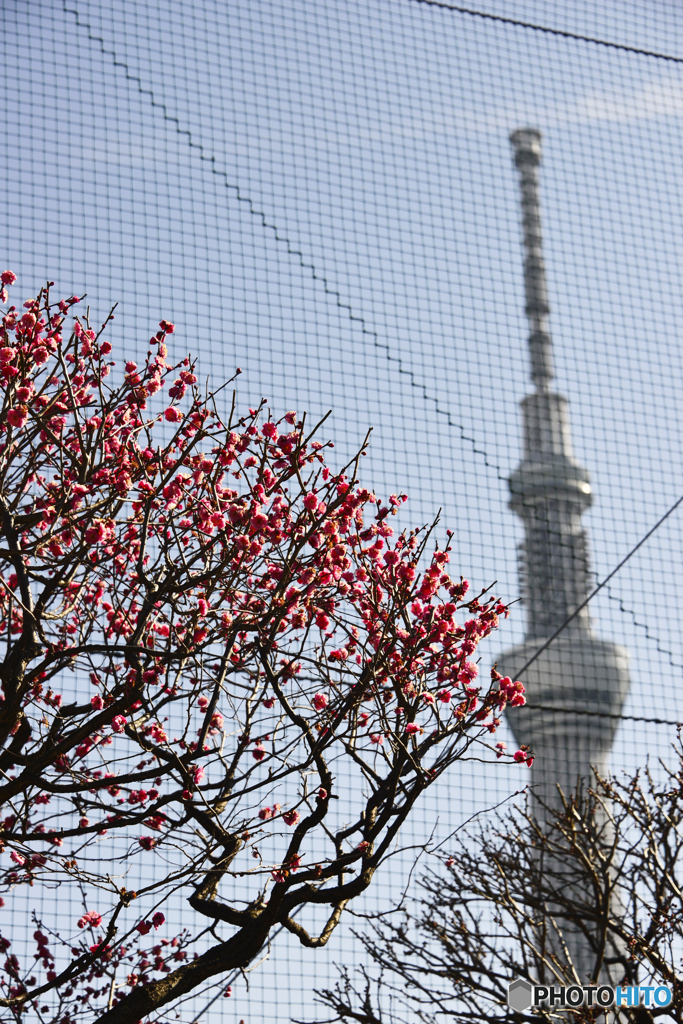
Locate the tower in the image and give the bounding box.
[497,129,630,824]
[496,128,631,984]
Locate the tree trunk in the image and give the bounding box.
[95,922,269,1024]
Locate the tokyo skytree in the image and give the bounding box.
[497,128,630,822]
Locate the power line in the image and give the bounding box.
[407,0,683,64]
[512,492,683,682]
[518,702,681,729]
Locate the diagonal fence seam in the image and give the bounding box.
[602,582,683,675]
[62,0,508,486]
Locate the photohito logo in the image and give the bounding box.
[507,978,672,1011]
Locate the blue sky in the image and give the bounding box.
[4,1,683,1019]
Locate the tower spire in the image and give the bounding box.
[510,128,554,390]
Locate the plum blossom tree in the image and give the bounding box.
[0,274,525,1023]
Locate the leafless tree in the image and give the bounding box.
[308,740,683,1023]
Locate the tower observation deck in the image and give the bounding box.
[498,129,630,815]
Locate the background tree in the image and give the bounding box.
[0,273,524,1023]
[309,742,683,1023]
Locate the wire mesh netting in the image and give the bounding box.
[4,0,683,1020]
